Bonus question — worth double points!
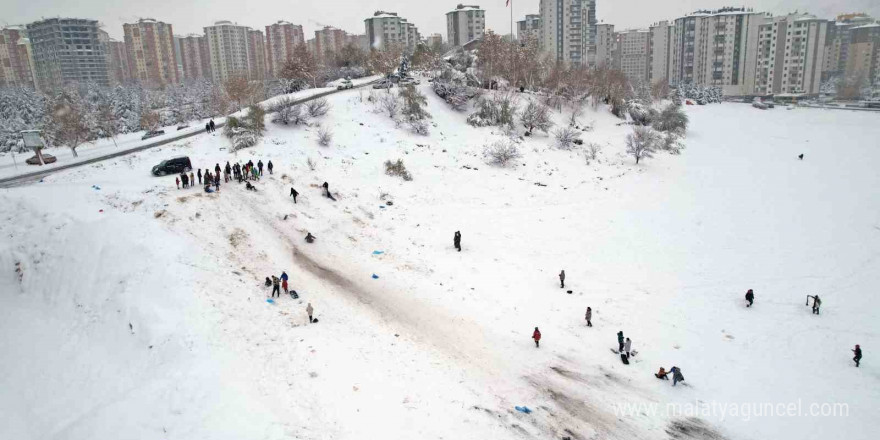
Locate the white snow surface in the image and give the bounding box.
[1,89,878,440]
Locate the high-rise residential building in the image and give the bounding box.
[172,36,185,79]
[106,38,131,85]
[178,34,211,81]
[123,18,179,88]
[671,8,764,96]
[754,13,827,95]
[26,18,109,91]
[822,14,876,81]
[648,20,674,85]
[539,0,597,66]
[616,29,651,84]
[346,34,371,51]
[0,26,37,89]
[315,26,348,61]
[517,14,542,42]
[265,21,305,77]
[365,11,419,51]
[447,4,486,47]
[425,33,444,48]
[246,29,266,81]
[204,21,257,82]
[844,23,880,88]
[595,23,615,67]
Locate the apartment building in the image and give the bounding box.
[365,11,419,51]
[204,21,257,82]
[447,4,486,47]
[595,23,614,67]
[616,29,650,84]
[123,18,179,88]
[648,20,674,85]
[26,18,109,91]
[517,14,542,43]
[672,8,764,96]
[425,33,443,48]
[843,23,879,88]
[178,34,212,81]
[822,13,875,81]
[315,26,347,61]
[106,38,131,84]
[265,21,304,77]
[754,13,827,95]
[246,29,266,81]
[0,26,37,89]
[539,0,597,66]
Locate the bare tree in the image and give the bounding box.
[210,84,231,116]
[520,99,554,135]
[306,98,331,118]
[651,79,671,100]
[139,110,161,132]
[368,44,404,77]
[554,126,581,150]
[224,76,256,111]
[379,92,401,119]
[50,99,89,158]
[317,126,333,146]
[584,142,602,164]
[626,126,660,164]
[280,44,323,88]
[96,103,119,147]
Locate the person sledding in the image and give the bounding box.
[655,367,669,380]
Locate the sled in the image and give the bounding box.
[515,406,532,414]
[290,290,300,299]
[620,353,630,365]
[372,274,379,279]
[266,299,275,304]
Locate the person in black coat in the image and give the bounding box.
[853,345,862,367]
[205,123,211,134]
[453,231,461,252]
[745,289,755,307]
[197,169,202,185]
[181,172,189,188]
[322,182,336,200]
[257,160,264,176]
[209,119,216,132]
[267,160,274,174]
[290,187,299,203]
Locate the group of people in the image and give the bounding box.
[264,271,316,323]
[205,119,217,134]
[231,159,273,183]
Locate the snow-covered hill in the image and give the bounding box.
[2,86,878,440]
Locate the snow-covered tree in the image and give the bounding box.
[399,85,430,121]
[653,102,688,135]
[626,126,660,164]
[520,100,553,135]
[0,87,49,152]
[467,92,517,129]
[553,126,581,150]
[483,139,522,167]
[49,93,90,157]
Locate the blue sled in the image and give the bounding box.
[266,299,275,304]
[515,406,532,414]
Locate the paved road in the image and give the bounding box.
[0,80,377,188]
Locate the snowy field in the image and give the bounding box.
[1,89,878,440]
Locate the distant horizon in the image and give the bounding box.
[3,0,879,41]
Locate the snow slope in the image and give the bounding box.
[1,88,878,440]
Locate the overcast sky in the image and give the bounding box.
[2,0,878,40]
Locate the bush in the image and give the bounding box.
[306,98,330,118]
[243,104,265,135]
[628,102,658,126]
[625,126,660,164]
[467,93,517,129]
[400,85,430,121]
[384,159,413,181]
[378,93,400,119]
[584,142,602,164]
[654,102,688,134]
[409,119,430,136]
[223,106,265,152]
[482,139,522,167]
[554,126,581,150]
[658,132,684,155]
[521,100,554,134]
[317,127,333,146]
[432,80,473,111]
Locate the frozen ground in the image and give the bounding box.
[1,89,878,440]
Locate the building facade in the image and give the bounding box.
[204,21,254,83]
[517,14,542,43]
[425,33,443,48]
[616,29,650,84]
[26,18,109,91]
[672,8,764,96]
[754,14,827,95]
[447,4,486,47]
[648,20,674,85]
[178,34,212,81]
[265,21,304,77]
[822,14,875,81]
[246,29,266,81]
[365,11,420,52]
[539,0,597,66]
[845,24,880,88]
[315,26,348,61]
[595,23,615,67]
[0,27,37,89]
[106,39,131,84]
[123,18,179,88]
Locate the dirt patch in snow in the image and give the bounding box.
[228,228,249,248]
[666,417,728,440]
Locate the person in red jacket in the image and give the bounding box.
[175,176,180,189]
[281,278,288,295]
[532,327,541,348]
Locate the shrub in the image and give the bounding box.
[658,132,684,155]
[379,93,400,119]
[306,98,330,118]
[467,93,517,129]
[653,102,688,134]
[242,104,266,136]
[482,139,522,167]
[384,159,413,181]
[400,85,431,121]
[306,157,316,171]
[521,100,554,134]
[628,102,658,126]
[270,97,296,124]
[584,142,602,164]
[317,127,333,146]
[554,126,581,150]
[432,80,472,111]
[626,126,660,164]
[409,119,430,136]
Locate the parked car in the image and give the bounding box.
[26,153,56,165]
[151,156,193,176]
[336,79,354,90]
[372,80,394,89]
[399,77,421,86]
[752,102,769,110]
[142,130,165,140]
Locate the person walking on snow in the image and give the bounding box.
[617,331,625,352]
[215,163,221,178]
[853,345,862,367]
[585,307,592,327]
[209,119,216,132]
[532,327,541,348]
[197,169,202,185]
[811,295,822,315]
[290,187,299,203]
[271,276,281,298]
[257,160,264,176]
[267,160,274,175]
[624,337,632,359]
[670,366,684,386]
[189,172,194,188]
[306,303,314,323]
[175,176,180,189]
[559,270,565,288]
[205,122,211,134]
[453,231,462,252]
[745,289,755,307]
